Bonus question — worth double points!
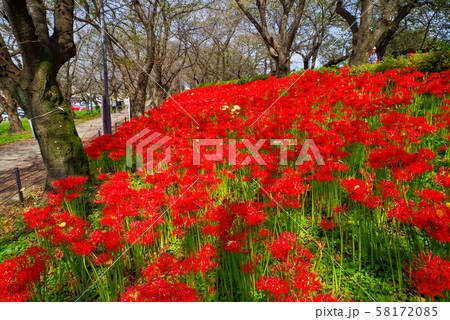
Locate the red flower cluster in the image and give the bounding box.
[409,252,450,300]
[122,245,217,301]
[121,279,199,302]
[257,232,337,301]
[12,68,450,301]
[0,247,48,301]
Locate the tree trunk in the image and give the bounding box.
[311,51,318,69]
[349,0,373,66]
[6,110,24,135]
[274,57,290,78]
[121,64,150,118]
[1,90,25,134]
[0,0,91,191]
[303,59,309,70]
[337,0,418,66]
[153,86,167,108]
[349,38,372,66]
[15,65,91,190]
[129,85,147,118]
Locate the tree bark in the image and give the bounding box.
[336,0,420,65]
[324,54,350,67]
[235,0,306,77]
[129,83,148,118]
[349,0,373,65]
[0,0,91,190]
[303,59,309,70]
[274,51,291,77]
[0,89,25,134]
[29,67,90,187]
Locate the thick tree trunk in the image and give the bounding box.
[274,52,291,78]
[15,64,91,190]
[152,86,167,108]
[349,38,372,66]
[337,0,417,66]
[0,0,90,191]
[348,0,373,66]
[311,51,318,69]
[1,90,25,134]
[129,85,147,118]
[123,67,150,118]
[7,110,25,135]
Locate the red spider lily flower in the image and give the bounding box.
[379,180,401,200]
[184,245,218,274]
[333,204,348,215]
[71,240,95,256]
[269,232,297,261]
[320,218,336,230]
[230,202,267,226]
[55,248,64,259]
[417,189,446,203]
[121,279,199,302]
[23,206,54,229]
[259,228,270,238]
[224,239,243,253]
[97,173,111,181]
[341,178,382,209]
[0,247,49,301]
[409,252,450,300]
[53,176,89,192]
[434,168,450,188]
[309,294,340,302]
[243,260,256,274]
[256,277,290,300]
[90,229,124,252]
[92,253,113,266]
[172,228,185,239]
[293,270,322,294]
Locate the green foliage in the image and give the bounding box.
[196,75,269,88]
[311,66,340,74]
[0,233,34,264]
[352,47,450,74]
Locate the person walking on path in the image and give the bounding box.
[111,99,117,113]
[368,47,378,64]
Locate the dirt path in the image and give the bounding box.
[0,111,128,206]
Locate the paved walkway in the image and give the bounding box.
[0,110,128,205]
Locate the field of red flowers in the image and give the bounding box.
[1,68,449,302]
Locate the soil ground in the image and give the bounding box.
[0,111,128,207]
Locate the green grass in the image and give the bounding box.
[0,108,102,146]
[0,119,32,145]
[74,108,101,124]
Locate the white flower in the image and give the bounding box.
[231,105,241,114]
